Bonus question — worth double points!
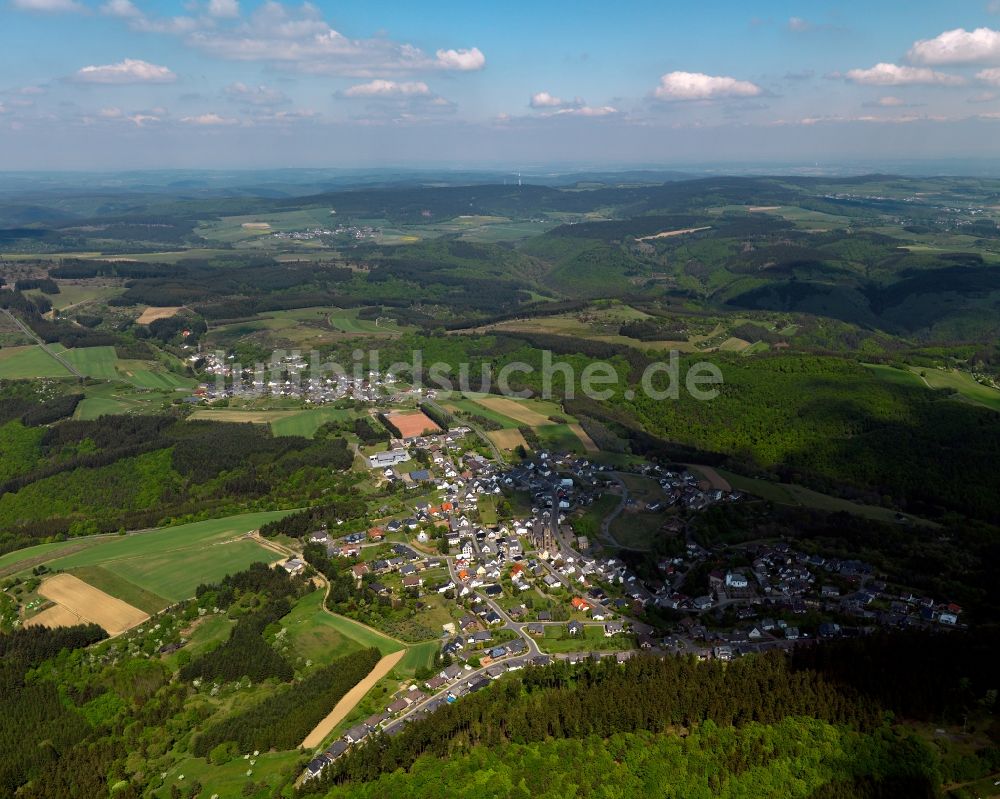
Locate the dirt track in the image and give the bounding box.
[300,650,406,749]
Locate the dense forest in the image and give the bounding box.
[306,631,998,796]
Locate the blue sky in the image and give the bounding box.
[3,0,1000,168]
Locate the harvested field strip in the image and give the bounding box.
[487,428,529,451]
[36,573,149,635]
[68,564,170,614]
[137,306,183,324]
[567,423,600,453]
[300,650,405,749]
[472,396,554,426]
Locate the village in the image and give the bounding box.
[293,406,968,782]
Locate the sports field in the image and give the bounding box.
[30,573,149,635]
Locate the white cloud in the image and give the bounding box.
[100,0,198,33]
[908,28,1000,65]
[787,17,811,32]
[11,0,84,12]
[553,105,618,117]
[169,3,485,76]
[181,113,239,125]
[653,71,762,100]
[344,80,431,98]
[976,67,1000,85]
[224,82,289,105]
[98,106,123,118]
[100,0,141,18]
[127,113,161,127]
[844,63,964,86]
[207,0,239,19]
[74,59,177,84]
[529,91,585,109]
[434,48,485,71]
[875,96,905,106]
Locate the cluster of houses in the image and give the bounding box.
[189,353,394,403]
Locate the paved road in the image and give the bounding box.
[1,307,83,378]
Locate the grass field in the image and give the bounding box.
[715,468,939,527]
[310,610,405,657]
[153,750,301,799]
[328,307,404,335]
[913,367,1000,412]
[865,363,1000,412]
[534,423,586,454]
[538,624,635,653]
[187,407,354,437]
[15,511,297,603]
[57,345,120,379]
[609,510,667,550]
[0,345,71,378]
[28,283,122,311]
[74,383,175,419]
[393,640,440,676]
[283,589,366,666]
[68,564,170,614]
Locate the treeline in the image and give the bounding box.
[418,402,451,431]
[14,278,59,294]
[258,494,368,539]
[192,647,381,755]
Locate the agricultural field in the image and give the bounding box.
[74,382,177,419]
[486,427,529,451]
[136,306,183,325]
[27,573,149,635]
[55,345,119,379]
[0,345,71,378]
[6,511,295,604]
[187,406,354,436]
